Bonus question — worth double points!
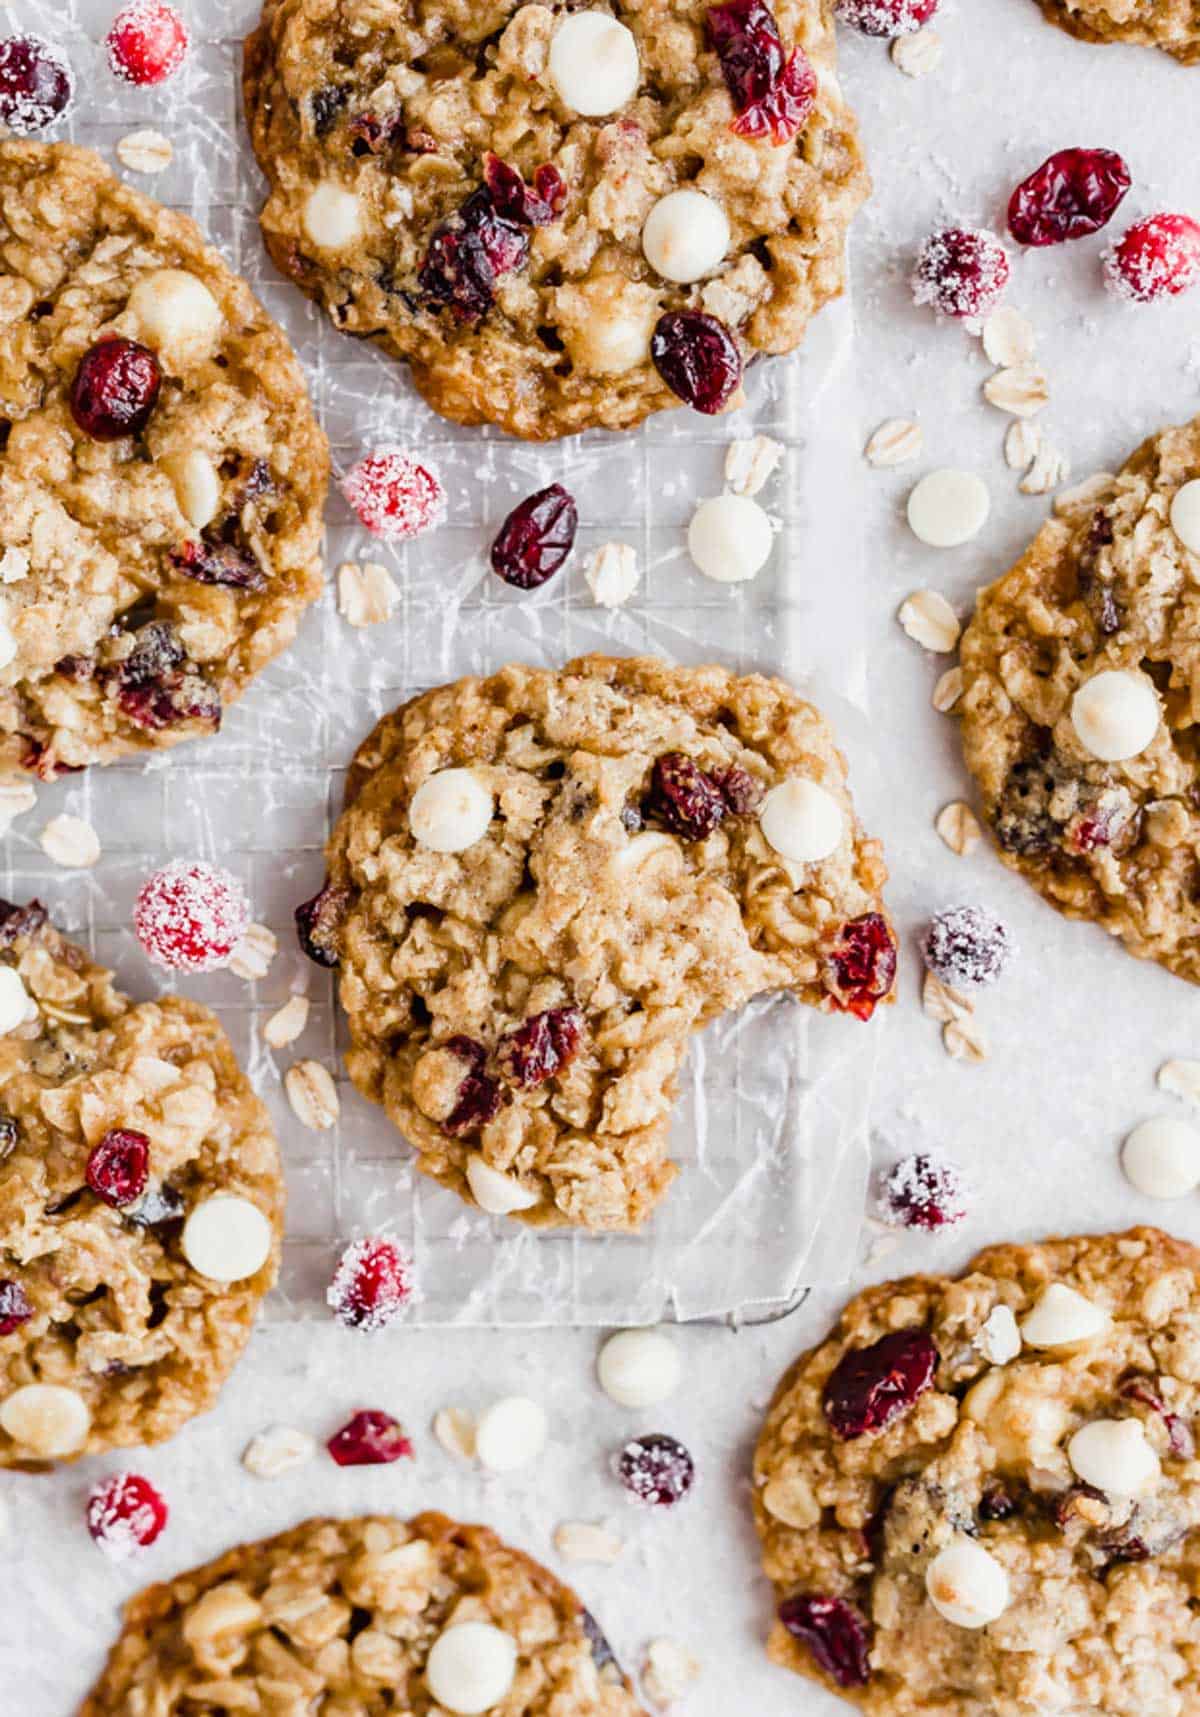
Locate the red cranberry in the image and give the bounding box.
[327,1238,415,1332]
[778,1594,871,1688]
[822,1328,938,1439]
[86,1129,150,1208]
[133,860,250,973]
[823,912,897,1021]
[912,226,1010,325]
[0,899,46,946]
[1105,214,1200,303]
[651,311,743,414]
[922,906,1013,989]
[648,752,727,839]
[491,483,578,590]
[878,1152,967,1231]
[295,882,347,967]
[0,34,74,132]
[1007,148,1131,247]
[170,537,266,592]
[327,1408,414,1467]
[0,1278,32,1336]
[483,153,567,225]
[105,1,189,86]
[617,1433,695,1506]
[70,337,161,442]
[419,187,529,321]
[86,1472,169,1559]
[711,765,764,815]
[441,1036,503,1135]
[834,0,938,35]
[706,0,817,144]
[496,1006,584,1088]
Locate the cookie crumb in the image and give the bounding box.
[642,1637,701,1708]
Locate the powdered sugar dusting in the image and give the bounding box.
[341,447,447,540]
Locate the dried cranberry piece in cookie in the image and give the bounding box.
[133,860,250,973]
[483,153,567,225]
[87,1472,168,1559]
[105,1,189,86]
[86,1129,151,1208]
[295,882,348,968]
[491,483,578,589]
[778,1594,872,1688]
[617,1433,695,1506]
[310,81,351,136]
[978,1483,1017,1521]
[70,337,161,441]
[823,913,897,1020]
[834,0,937,36]
[170,537,267,593]
[651,311,743,414]
[823,1328,937,1439]
[706,0,817,143]
[327,1238,415,1332]
[0,34,74,133]
[327,1408,414,1467]
[441,1036,503,1136]
[1007,148,1131,247]
[0,899,47,946]
[878,1152,967,1231]
[1119,1376,1197,1460]
[912,227,1010,325]
[1105,214,1200,303]
[711,764,764,815]
[419,187,529,321]
[342,448,446,541]
[0,1278,32,1336]
[496,1006,584,1088]
[648,753,727,840]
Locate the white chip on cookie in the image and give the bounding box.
[1121,1115,1200,1199]
[182,1193,273,1282]
[1067,1418,1160,1496]
[597,1327,682,1408]
[548,12,640,116]
[127,269,222,367]
[474,1395,548,1472]
[642,189,730,285]
[1070,669,1159,762]
[1020,1282,1109,1348]
[162,448,221,529]
[687,493,774,583]
[466,1155,539,1214]
[1169,478,1200,556]
[760,778,843,864]
[409,768,494,853]
[906,469,990,548]
[0,1383,91,1457]
[0,966,36,1034]
[925,1535,1010,1628]
[425,1621,518,1715]
[302,182,362,250]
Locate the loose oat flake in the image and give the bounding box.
[1020,442,1071,495]
[724,433,784,495]
[1004,419,1041,471]
[337,559,399,627]
[935,800,982,855]
[982,306,1036,369]
[116,127,173,173]
[263,992,309,1048]
[0,779,37,838]
[229,922,277,982]
[922,969,974,1025]
[242,1424,316,1479]
[932,666,965,712]
[39,813,99,869]
[433,1406,477,1461]
[983,364,1049,418]
[865,417,923,467]
[285,1059,339,1130]
[553,1520,624,1564]
[642,1637,702,1709]
[944,1016,989,1062]
[898,589,961,653]
[890,26,942,75]
[1158,1059,1200,1107]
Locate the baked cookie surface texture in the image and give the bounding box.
[1033,0,1200,61]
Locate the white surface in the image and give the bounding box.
[7,0,1200,1712]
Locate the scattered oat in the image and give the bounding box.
[1020,442,1071,495]
[983,365,1049,418]
[39,813,100,869]
[1158,1059,1200,1107]
[337,559,399,628]
[263,992,309,1048]
[1004,420,1041,472]
[242,1424,316,1479]
[898,590,960,653]
[932,665,965,712]
[865,418,923,468]
[982,307,1036,369]
[285,1059,339,1130]
[0,778,36,833]
[922,969,974,1025]
[724,434,783,496]
[642,1638,702,1709]
[585,541,640,609]
[935,801,982,856]
[116,128,173,174]
[229,922,277,982]
[944,1016,989,1063]
[891,26,942,75]
[1054,473,1115,516]
[553,1521,624,1564]
[0,547,29,584]
[432,1406,477,1461]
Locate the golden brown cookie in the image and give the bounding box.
[754,1227,1200,1713]
[80,1511,647,1715]
[1033,0,1200,62]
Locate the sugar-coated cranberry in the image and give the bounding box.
[1105,214,1200,304]
[834,0,938,35]
[648,752,727,840]
[651,311,743,414]
[86,1473,169,1559]
[1007,148,1131,247]
[170,537,266,592]
[86,1129,151,1208]
[706,0,817,143]
[617,1433,695,1507]
[912,226,1010,325]
[778,1594,872,1688]
[483,153,567,226]
[342,447,447,540]
[70,337,161,442]
[441,1036,503,1136]
[419,187,530,321]
[327,1238,415,1332]
[327,1408,414,1466]
[878,1152,967,1231]
[105,0,189,86]
[496,1006,584,1088]
[823,1328,938,1439]
[922,906,1013,989]
[133,860,250,973]
[0,34,74,133]
[491,483,578,590]
[295,882,347,968]
[823,913,897,1021]
[0,1278,32,1336]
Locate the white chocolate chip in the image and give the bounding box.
[1068,1418,1160,1496]
[39,814,100,869]
[163,449,221,529]
[474,1396,547,1472]
[983,365,1049,419]
[337,560,399,627]
[642,1637,702,1708]
[0,548,28,584]
[760,778,843,864]
[925,1535,1010,1629]
[302,182,362,251]
[0,1383,91,1457]
[907,470,990,547]
[1122,1115,1200,1199]
[285,1060,339,1130]
[1170,478,1200,555]
[425,1622,518,1715]
[584,541,640,608]
[554,1520,624,1563]
[642,189,730,285]
[548,12,640,116]
[433,1406,478,1461]
[687,493,774,583]
[724,434,783,496]
[263,993,309,1049]
[1070,670,1159,762]
[127,269,222,368]
[466,1155,539,1214]
[242,1424,316,1479]
[865,418,923,468]
[229,923,277,982]
[935,801,982,856]
[975,1305,1021,1365]
[1005,420,1041,471]
[182,1193,273,1282]
[116,128,173,173]
[1020,1282,1109,1348]
[409,769,494,853]
[597,1328,681,1408]
[898,589,960,652]
[0,966,37,1034]
[982,307,1036,369]
[890,26,942,75]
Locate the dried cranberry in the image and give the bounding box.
[1007,148,1131,247]
[54,654,94,681]
[711,765,764,815]
[1106,213,1200,304]
[1119,1376,1197,1460]
[86,1129,151,1208]
[0,899,46,946]
[86,1472,169,1559]
[978,1483,1017,1522]
[0,34,74,133]
[295,882,348,967]
[778,1594,871,1689]
[442,1036,504,1135]
[706,0,817,142]
[491,483,578,590]
[834,0,938,35]
[70,337,161,441]
[878,1152,967,1231]
[497,1006,584,1088]
[327,1408,413,1467]
[310,81,351,136]
[169,537,266,592]
[0,1278,32,1336]
[108,622,220,731]
[912,226,1010,324]
[327,1238,415,1332]
[419,187,529,321]
[823,1328,937,1439]
[617,1433,695,1507]
[824,913,897,1021]
[348,110,403,153]
[651,311,742,414]
[483,153,567,225]
[648,752,727,839]
[126,1183,185,1228]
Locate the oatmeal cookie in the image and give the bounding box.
[242,0,868,438]
[303,655,894,1231]
[80,1511,647,1715]
[1032,0,1200,62]
[957,419,1200,983]
[754,1226,1200,1714]
[0,141,328,778]
[0,900,282,1467]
